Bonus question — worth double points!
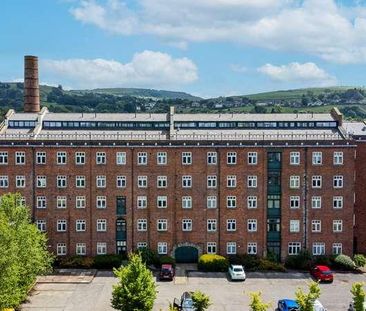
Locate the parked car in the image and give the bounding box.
[348,301,366,311]
[228,264,246,281]
[277,299,299,311]
[159,264,174,281]
[310,265,333,283]
[173,291,196,311]
[313,299,327,311]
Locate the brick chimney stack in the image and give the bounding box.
[24,55,40,113]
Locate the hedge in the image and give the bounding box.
[198,254,229,272]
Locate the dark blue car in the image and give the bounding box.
[278,299,300,311]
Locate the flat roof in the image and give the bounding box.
[343,122,366,136]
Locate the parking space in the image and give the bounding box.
[21,270,365,311]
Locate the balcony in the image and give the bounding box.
[267,231,281,242]
[267,184,281,194]
[267,160,281,170]
[116,230,126,241]
[267,208,281,217]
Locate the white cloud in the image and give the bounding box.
[70,0,366,64]
[41,50,198,89]
[258,62,337,86]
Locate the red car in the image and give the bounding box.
[310,265,333,283]
[159,264,175,281]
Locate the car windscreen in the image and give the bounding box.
[162,268,171,273]
[321,271,332,275]
[233,268,243,272]
[182,299,194,308]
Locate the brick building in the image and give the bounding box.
[0,56,361,262]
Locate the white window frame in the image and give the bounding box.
[57,243,67,256]
[96,152,106,165]
[207,175,217,189]
[57,196,67,209]
[157,242,168,254]
[182,175,192,188]
[157,152,167,165]
[15,175,25,188]
[76,176,86,188]
[226,242,237,255]
[333,196,343,209]
[227,219,236,232]
[157,176,167,188]
[182,196,192,209]
[182,152,192,165]
[96,196,107,209]
[116,152,126,165]
[290,176,300,189]
[57,219,67,232]
[96,175,106,188]
[247,175,258,188]
[333,220,343,232]
[248,152,258,165]
[207,196,217,209]
[37,175,46,188]
[290,151,300,165]
[57,151,67,165]
[76,243,86,256]
[137,219,147,231]
[311,196,322,209]
[57,175,67,188]
[76,219,86,232]
[312,242,325,256]
[333,175,343,188]
[227,152,237,165]
[290,220,300,233]
[116,176,126,188]
[138,176,148,188]
[247,219,257,232]
[97,219,107,232]
[247,242,257,255]
[97,242,107,255]
[37,196,47,209]
[311,220,321,233]
[288,242,301,255]
[0,176,8,188]
[312,176,322,189]
[137,152,147,165]
[182,219,192,231]
[15,151,25,165]
[75,152,85,165]
[227,175,237,188]
[207,219,217,232]
[333,151,343,165]
[290,196,300,209]
[36,151,46,164]
[207,242,217,254]
[247,196,257,209]
[157,196,167,209]
[312,151,322,165]
[207,152,217,165]
[332,243,342,255]
[0,151,8,165]
[157,219,168,231]
[76,196,86,209]
[227,196,236,208]
[137,196,147,209]
[36,219,46,232]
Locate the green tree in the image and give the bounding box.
[249,291,271,311]
[0,193,53,309]
[351,282,365,311]
[111,253,157,311]
[295,281,321,311]
[192,291,212,311]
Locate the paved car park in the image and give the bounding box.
[21,269,365,311]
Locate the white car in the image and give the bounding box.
[314,299,327,311]
[228,264,246,281]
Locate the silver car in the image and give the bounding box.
[228,264,246,281]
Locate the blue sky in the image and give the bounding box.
[1,0,366,97]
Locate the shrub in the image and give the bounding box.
[285,250,312,270]
[258,259,285,272]
[138,248,160,267]
[198,254,229,272]
[311,255,333,267]
[354,254,366,268]
[93,255,125,269]
[58,256,94,269]
[333,254,356,271]
[228,254,260,271]
[159,255,176,267]
[192,291,211,311]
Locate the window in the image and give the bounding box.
[312,152,322,165]
[37,175,46,188]
[137,152,147,165]
[137,242,148,250]
[290,176,300,189]
[97,242,107,255]
[57,175,67,188]
[158,242,167,254]
[137,196,147,209]
[248,152,258,165]
[182,219,192,231]
[333,196,343,209]
[247,242,257,255]
[76,196,86,209]
[290,152,300,165]
[57,151,67,164]
[36,151,46,164]
[17,196,25,206]
[290,220,300,232]
[57,196,67,209]
[157,219,168,231]
[207,175,217,188]
[290,196,300,209]
[333,220,343,232]
[312,176,322,188]
[227,196,236,208]
[247,176,257,188]
[75,152,85,165]
[207,242,217,254]
[333,175,343,188]
[116,176,126,188]
[207,196,217,209]
[137,219,147,231]
[96,196,106,209]
[0,151,8,164]
[182,196,192,209]
[96,152,106,164]
[207,219,217,232]
[247,219,257,232]
[182,175,192,188]
[37,196,47,209]
[15,151,25,165]
[227,219,236,231]
[288,242,301,255]
[227,242,237,255]
[96,175,106,188]
[157,176,167,188]
[36,220,46,232]
[207,152,217,165]
[332,243,342,255]
[76,176,86,188]
[157,196,167,208]
[0,175,8,189]
[333,151,343,165]
[227,175,237,188]
[138,176,148,188]
[57,243,67,256]
[311,196,322,209]
[116,152,126,165]
[16,175,25,188]
[312,242,325,255]
[57,220,67,232]
[227,152,237,164]
[76,220,86,232]
[247,196,257,209]
[76,243,86,255]
[157,152,167,165]
[312,220,321,232]
[182,152,192,165]
[97,219,107,232]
